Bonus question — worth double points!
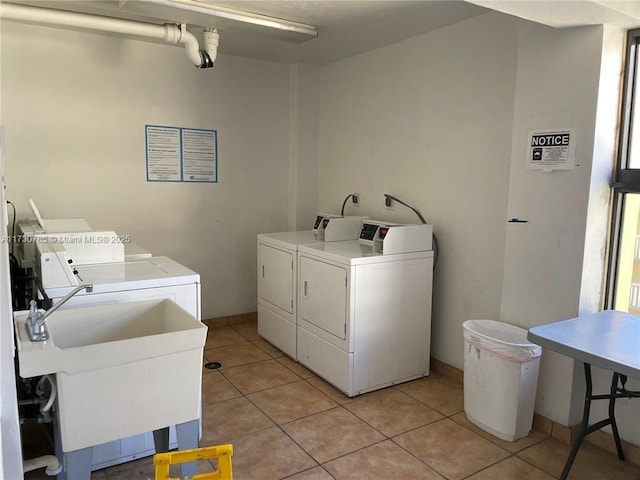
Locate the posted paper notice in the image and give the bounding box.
[146,125,218,183]
[527,128,576,171]
[146,126,181,181]
[182,129,217,182]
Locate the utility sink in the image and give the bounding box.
[14,299,207,452]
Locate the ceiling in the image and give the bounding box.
[191,0,489,64]
[5,0,640,65]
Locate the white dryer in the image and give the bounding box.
[296,222,434,396]
[257,215,364,359]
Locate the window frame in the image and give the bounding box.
[606,28,640,309]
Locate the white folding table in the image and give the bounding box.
[528,310,640,480]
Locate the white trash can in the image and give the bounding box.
[463,319,542,442]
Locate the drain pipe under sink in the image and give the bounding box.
[22,375,61,476]
[23,455,62,476]
[0,3,218,68]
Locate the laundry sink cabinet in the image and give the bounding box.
[14,299,207,453]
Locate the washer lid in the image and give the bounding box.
[45,256,200,297]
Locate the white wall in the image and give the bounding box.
[500,22,632,435]
[288,64,320,231]
[317,12,518,369]
[500,22,606,425]
[501,20,638,444]
[1,21,292,319]
[316,11,633,444]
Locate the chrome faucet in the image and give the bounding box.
[27,284,94,342]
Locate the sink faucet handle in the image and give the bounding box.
[27,300,48,341]
[28,300,42,323]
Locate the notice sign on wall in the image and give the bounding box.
[146,125,218,183]
[527,128,576,172]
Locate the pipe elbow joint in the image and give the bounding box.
[23,455,62,476]
[177,26,214,68]
[199,28,218,68]
[198,50,215,68]
[46,462,63,476]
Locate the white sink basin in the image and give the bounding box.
[14,299,207,452]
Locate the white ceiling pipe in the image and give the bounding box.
[0,2,217,68]
[178,22,205,66]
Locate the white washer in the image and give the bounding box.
[40,256,201,471]
[45,256,201,319]
[257,215,365,359]
[296,222,434,397]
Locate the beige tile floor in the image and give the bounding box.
[24,320,640,480]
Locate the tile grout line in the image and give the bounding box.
[205,347,345,472]
[211,333,484,478]
[279,464,337,480]
[61,325,574,479]
[512,451,561,480]
[385,435,451,479]
[205,328,545,479]
[236,362,400,478]
[341,393,517,479]
[206,327,638,479]
[223,368,339,479]
[272,423,327,476]
[208,334,498,478]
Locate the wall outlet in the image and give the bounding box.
[352,193,360,206]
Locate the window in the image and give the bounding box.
[608,28,640,312]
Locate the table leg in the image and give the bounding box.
[560,364,627,479]
[560,363,593,480]
[608,372,625,460]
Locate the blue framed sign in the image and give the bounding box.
[145,125,218,183]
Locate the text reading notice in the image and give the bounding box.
[527,129,576,172]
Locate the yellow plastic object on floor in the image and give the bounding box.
[154,444,233,480]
